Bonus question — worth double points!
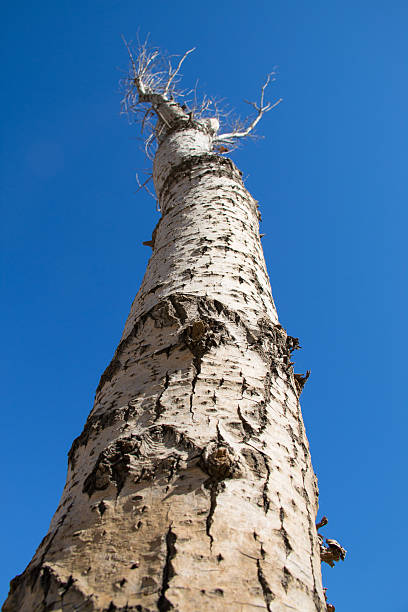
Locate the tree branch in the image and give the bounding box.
[163,47,196,98]
[120,37,194,146]
[215,74,282,144]
[120,38,280,163]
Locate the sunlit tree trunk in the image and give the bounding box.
[4,67,326,612]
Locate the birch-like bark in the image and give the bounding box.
[4,110,326,611]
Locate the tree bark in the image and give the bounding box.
[4,119,326,611]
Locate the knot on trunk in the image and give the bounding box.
[181,318,224,359]
[83,426,202,497]
[83,438,135,496]
[200,444,242,481]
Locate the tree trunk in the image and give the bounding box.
[4,121,326,611]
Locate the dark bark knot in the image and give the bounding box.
[200,444,242,481]
[180,318,225,359]
[83,425,201,497]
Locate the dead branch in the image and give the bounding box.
[136,172,154,195]
[163,48,195,97]
[121,37,193,126]
[121,38,280,153]
[215,74,282,144]
[120,37,281,192]
[135,171,159,210]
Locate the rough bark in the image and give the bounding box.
[4,113,326,611]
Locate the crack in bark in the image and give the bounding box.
[60,574,74,605]
[279,507,293,557]
[281,566,292,594]
[180,316,225,422]
[189,357,200,421]
[237,404,257,439]
[205,482,219,550]
[262,455,271,514]
[155,371,170,421]
[157,523,177,612]
[256,541,274,611]
[40,566,52,608]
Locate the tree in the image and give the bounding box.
[4,41,328,612]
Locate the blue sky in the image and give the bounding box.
[1,1,407,610]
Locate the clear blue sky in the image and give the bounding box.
[1,1,407,610]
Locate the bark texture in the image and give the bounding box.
[4,117,325,611]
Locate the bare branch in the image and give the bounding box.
[215,74,282,144]
[120,36,194,149]
[144,133,156,160]
[135,172,157,201]
[121,34,137,77]
[120,38,280,187]
[141,107,154,133]
[135,172,152,191]
[163,47,195,97]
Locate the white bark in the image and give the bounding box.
[4,117,325,611]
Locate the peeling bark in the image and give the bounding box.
[4,115,325,611]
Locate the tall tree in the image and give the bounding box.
[4,42,327,611]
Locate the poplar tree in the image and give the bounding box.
[4,42,343,612]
